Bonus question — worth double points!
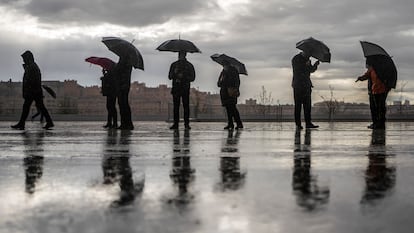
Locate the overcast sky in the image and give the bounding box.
[1,0,413,104]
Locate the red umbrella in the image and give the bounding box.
[85,56,116,70]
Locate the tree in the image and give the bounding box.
[319,85,338,121]
[256,86,274,118]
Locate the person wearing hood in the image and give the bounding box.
[11,51,54,130]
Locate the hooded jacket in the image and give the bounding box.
[21,51,43,99]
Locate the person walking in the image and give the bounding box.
[11,50,54,130]
[356,57,390,129]
[217,61,243,130]
[101,68,118,129]
[113,57,134,130]
[168,51,195,130]
[291,51,319,130]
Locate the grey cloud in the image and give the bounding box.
[4,0,209,26]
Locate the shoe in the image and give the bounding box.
[103,123,111,128]
[367,124,374,129]
[184,124,191,130]
[235,125,244,130]
[43,122,54,130]
[224,125,234,130]
[296,125,303,130]
[169,124,178,130]
[11,124,25,130]
[306,124,319,129]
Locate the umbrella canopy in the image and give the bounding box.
[101,37,144,70]
[156,39,201,53]
[85,56,116,70]
[296,37,331,62]
[360,41,390,57]
[211,54,247,75]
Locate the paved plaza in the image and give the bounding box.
[0,121,414,233]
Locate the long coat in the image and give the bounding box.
[168,59,195,95]
[291,53,318,91]
[217,66,240,106]
[21,51,43,99]
[113,59,132,93]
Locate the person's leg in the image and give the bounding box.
[171,94,180,128]
[118,92,133,130]
[303,89,318,128]
[104,96,112,127]
[375,92,388,129]
[34,97,53,128]
[369,93,376,128]
[117,94,125,127]
[293,88,303,128]
[182,90,190,127]
[225,105,234,129]
[109,96,118,128]
[12,98,33,128]
[233,105,243,128]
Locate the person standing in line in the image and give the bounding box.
[168,51,195,130]
[356,57,390,129]
[11,50,54,130]
[101,68,118,129]
[114,56,134,130]
[217,61,243,130]
[291,50,319,130]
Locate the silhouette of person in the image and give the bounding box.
[169,129,195,208]
[217,61,243,130]
[11,51,54,130]
[291,51,320,129]
[31,105,44,123]
[113,56,134,130]
[356,58,390,129]
[100,68,118,129]
[168,51,195,130]
[361,129,396,206]
[22,131,45,194]
[102,130,144,208]
[292,129,330,211]
[217,130,245,191]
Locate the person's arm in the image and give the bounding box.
[187,62,195,82]
[168,62,176,80]
[310,60,320,73]
[356,68,371,82]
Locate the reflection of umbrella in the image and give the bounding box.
[211,53,248,75]
[101,37,144,70]
[360,41,390,57]
[85,56,116,70]
[296,37,331,62]
[42,85,56,98]
[156,39,201,53]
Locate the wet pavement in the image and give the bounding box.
[1,121,414,233]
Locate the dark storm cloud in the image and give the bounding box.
[3,0,209,26]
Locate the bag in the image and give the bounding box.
[227,87,240,97]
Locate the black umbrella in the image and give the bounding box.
[296,37,331,63]
[210,53,248,75]
[360,41,397,89]
[156,39,201,53]
[102,37,144,70]
[360,41,390,57]
[42,85,56,98]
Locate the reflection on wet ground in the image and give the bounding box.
[1,121,414,233]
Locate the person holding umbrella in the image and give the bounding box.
[217,60,243,130]
[356,57,392,130]
[292,37,330,130]
[168,51,195,130]
[11,50,54,130]
[113,56,134,130]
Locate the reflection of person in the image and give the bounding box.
[169,129,195,207]
[169,51,195,130]
[292,129,329,211]
[291,51,319,130]
[356,58,390,129]
[102,130,144,208]
[218,130,245,191]
[101,68,118,129]
[361,129,396,205]
[113,57,134,130]
[217,62,243,130]
[11,51,54,130]
[22,132,45,194]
